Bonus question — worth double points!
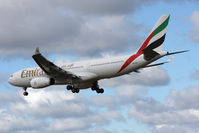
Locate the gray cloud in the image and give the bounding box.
[129,86,199,133]
[4,85,199,133]
[99,66,169,104]
[90,95,119,109]
[48,111,123,132]
[8,89,90,118]
[0,0,82,57]
[0,0,197,58]
[0,0,161,58]
[92,127,118,133]
[134,98,167,113]
[0,92,23,106]
[0,111,46,133]
[0,88,124,133]
[47,0,157,15]
[53,0,198,16]
[166,86,199,109]
[116,85,147,104]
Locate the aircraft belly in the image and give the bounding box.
[19,78,31,87]
[76,82,93,89]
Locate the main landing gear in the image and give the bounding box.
[23,87,28,96]
[91,81,104,94]
[66,85,80,93]
[66,81,104,94]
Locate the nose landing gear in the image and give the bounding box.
[22,87,28,96]
[23,91,28,96]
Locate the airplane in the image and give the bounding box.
[8,14,188,96]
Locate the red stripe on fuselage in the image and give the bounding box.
[118,30,155,73]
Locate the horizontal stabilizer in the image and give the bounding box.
[167,50,189,55]
[145,56,174,68]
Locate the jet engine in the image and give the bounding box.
[30,77,55,89]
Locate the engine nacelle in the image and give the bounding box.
[30,77,54,89]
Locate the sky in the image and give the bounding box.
[1,0,199,133]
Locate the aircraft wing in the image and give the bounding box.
[32,48,79,79]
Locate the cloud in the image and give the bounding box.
[48,0,157,15]
[0,0,163,58]
[5,84,199,133]
[0,110,45,133]
[0,88,124,133]
[99,66,169,104]
[190,11,199,43]
[166,86,199,109]
[129,86,199,133]
[92,127,118,133]
[116,85,147,104]
[2,0,194,58]
[0,0,82,57]
[90,95,119,109]
[9,89,89,118]
[48,118,89,132]
[48,110,122,132]
[0,92,23,106]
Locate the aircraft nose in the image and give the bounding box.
[8,74,16,86]
[8,77,13,85]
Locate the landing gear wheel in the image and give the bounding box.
[23,91,28,96]
[76,89,80,93]
[100,88,104,93]
[72,88,80,93]
[96,89,100,93]
[96,89,104,93]
[67,85,73,90]
[22,87,28,96]
[96,88,104,94]
[91,87,96,91]
[72,89,75,93]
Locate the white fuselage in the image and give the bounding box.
[8,51,167,89]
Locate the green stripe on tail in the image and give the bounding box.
[152,15,170,37]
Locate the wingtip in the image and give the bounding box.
[35,47,40,55]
